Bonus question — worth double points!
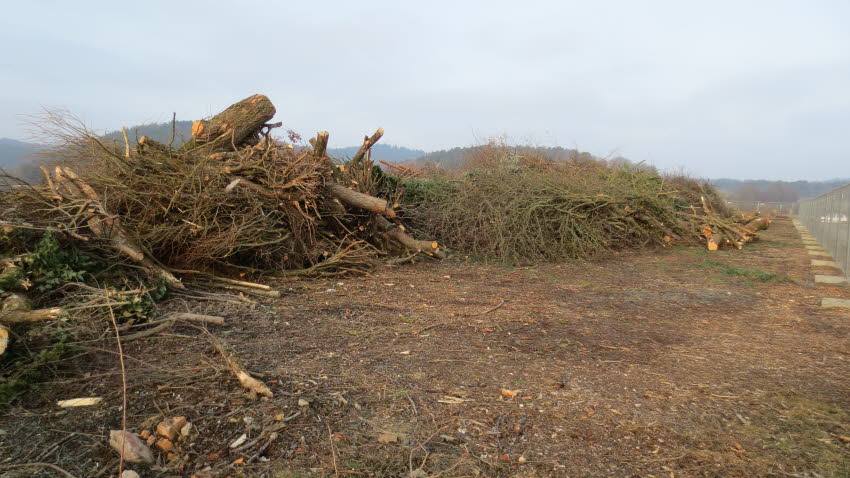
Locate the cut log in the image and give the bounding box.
[0,324,9,356]
[137,135,170,154]
[328,183,396,218]
[313,131,329,158]
[350,128,384,167]
[375,216,446,259]
[743,217,771,232]
[707,234,723,251]
[190,94,276,147]
[1,307,64,323]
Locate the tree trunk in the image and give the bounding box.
[189,94,276,148]
[328,183,396,218]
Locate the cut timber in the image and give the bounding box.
[0,325,8,356]
[137,135,170,153]
[328,183,396,218]
[707,234,723,251]
[212,337,273,398]
[313,131,329,159]
[375,216,446,259]
[190,94,276,147]
[0,307,64,323]
[741,217,771,232]
[350,128,384,167]
[57,397,103,407]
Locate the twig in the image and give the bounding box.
[0,463,79,478]
[121,126,130,158]
[105,295,129,476]
[326,421,339,478]
[458,299,505,317]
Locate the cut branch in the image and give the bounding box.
[376,216,445,258]
[328,183,396,218]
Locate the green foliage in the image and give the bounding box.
[699,260,794,282]
[24,231,104,291]
[0,335,74,406]
[115,278,169,322]
[403,146,702,264]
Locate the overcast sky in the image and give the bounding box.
[1,1,848,180]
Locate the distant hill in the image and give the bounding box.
[103,121,194,146]
[411,145,616,169]
[0,138,45,169]
[711,178,849,202]
[328,144,426,163]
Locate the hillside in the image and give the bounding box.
[712,178,849,201]
[103,121,194,146]
[327,144,425,162]
[0,138,44,169]
[411,144,622,169]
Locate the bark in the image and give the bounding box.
[375,216,446,259]
[0,307,64,323]
[328,183,396,218]
[189,94,276,148]
[742,217,771,232]
[137,135,170,154]
[0,324,9,356]
[313,131,329,159]
[350,128,384,167]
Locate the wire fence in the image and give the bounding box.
[725,200,796,215]
[797,182,850,278]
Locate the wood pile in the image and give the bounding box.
[7,94,444,292]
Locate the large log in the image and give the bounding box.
[328,183,396,218]
[190,94,276,147]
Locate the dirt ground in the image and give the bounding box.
[1,216,849,477]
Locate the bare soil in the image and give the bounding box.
[1,217,848,477]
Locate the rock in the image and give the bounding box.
[109,430,154,464]
[298,398,309,407]
[156,438,175,452]
[156,416,188,440]
[121,471,140,478]
[180,422,193,437]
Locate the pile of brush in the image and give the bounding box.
[396,144,767,264]
[3,94,443,292]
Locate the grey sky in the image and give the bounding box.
[1,1,848,180]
